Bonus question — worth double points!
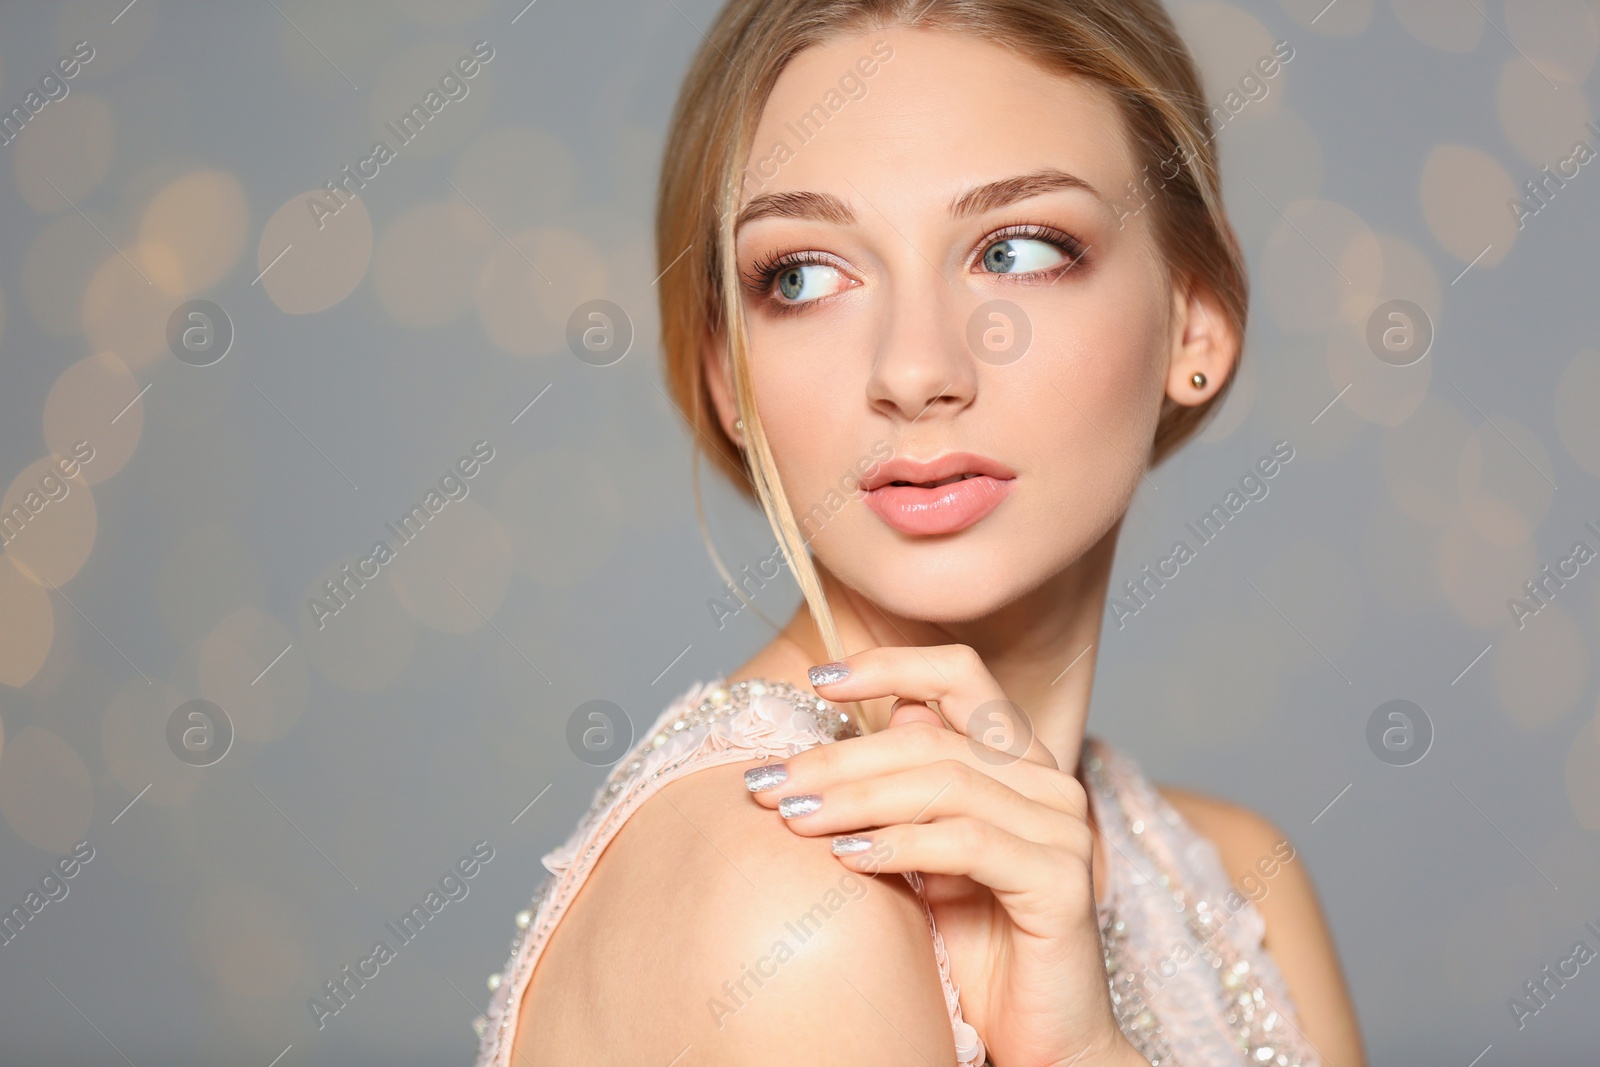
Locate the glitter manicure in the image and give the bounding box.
[779,794,822,818]
[808,662,850,687]
[744,763,788,792]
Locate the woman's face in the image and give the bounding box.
[713,26,1230,625]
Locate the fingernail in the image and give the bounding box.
[808,662,850,687]
[778,794,822,819]
[744,763,787,792]
[831,835,873,855]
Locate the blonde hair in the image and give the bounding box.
[655,0,1247,732]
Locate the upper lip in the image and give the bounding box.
[862,451,1017,492]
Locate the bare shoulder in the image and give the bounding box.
[1158,787,1367,1067]
[515,756,956,1066]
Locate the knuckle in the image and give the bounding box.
[938,756,975,782]
[933,758,978,796]
[901,720,946,757]
[1053,861,1094,913]
[949,815,987,853]
[805,742,840,777]
[1051,771,1088,815]
[946,643,983,674]
[1060,819,1094,859]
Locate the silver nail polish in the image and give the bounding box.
[778,793,822,819]
[831,836,873,855]
[808,662,850,687]
[744,764,787,792]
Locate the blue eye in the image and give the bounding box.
[773,262,846,304]
[981,237,1068,274]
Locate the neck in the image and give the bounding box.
[750,519,1121,776]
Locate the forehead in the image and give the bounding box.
[742,26,1137,213]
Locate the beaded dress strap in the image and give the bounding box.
[470,677,986,1067]
[1082,738,1320,1067]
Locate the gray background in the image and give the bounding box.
[0,0,1597,1063]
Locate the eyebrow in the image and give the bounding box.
[951,168,1107,218]
[733,167,1107,234]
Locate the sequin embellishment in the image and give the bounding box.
[471,683,1319,1067]
[1084,742,1320,1066]
[470,678,863,1062]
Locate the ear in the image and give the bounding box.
[701,327,743,445]
[1165,275,1238,406]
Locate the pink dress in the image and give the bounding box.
[471,677,1320,1066]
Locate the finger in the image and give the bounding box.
[809,645,1057,770]
[808,643,999,710]
[772,759,1087,855]
[833,816,1086,907]
[746,720,1087,819]
[888,697,944,730]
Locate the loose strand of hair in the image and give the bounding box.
[716,164,875,734]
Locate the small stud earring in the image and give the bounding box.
[734,418,744,431]
[1191,372,1207,389]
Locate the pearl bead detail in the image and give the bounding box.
[472,677,856,1062]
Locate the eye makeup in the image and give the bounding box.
[738,218,1093,316]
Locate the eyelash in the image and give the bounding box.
[739,222,1091,317]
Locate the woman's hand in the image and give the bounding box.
[741,644,1146,1067]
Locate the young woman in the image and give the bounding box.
[473,2,1364,1064]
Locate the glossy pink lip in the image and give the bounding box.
[862,451,1017,536]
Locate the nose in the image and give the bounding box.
[864,263,978,424]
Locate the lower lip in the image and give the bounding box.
[864,475,1016,536]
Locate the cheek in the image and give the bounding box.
[744,318,867,504]
[1029,276,1170,455]
[1007,271,1169,544]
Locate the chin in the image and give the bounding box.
[856,581,1013,625]
[826,541,1038,625]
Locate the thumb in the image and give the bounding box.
[888,697,948,730]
